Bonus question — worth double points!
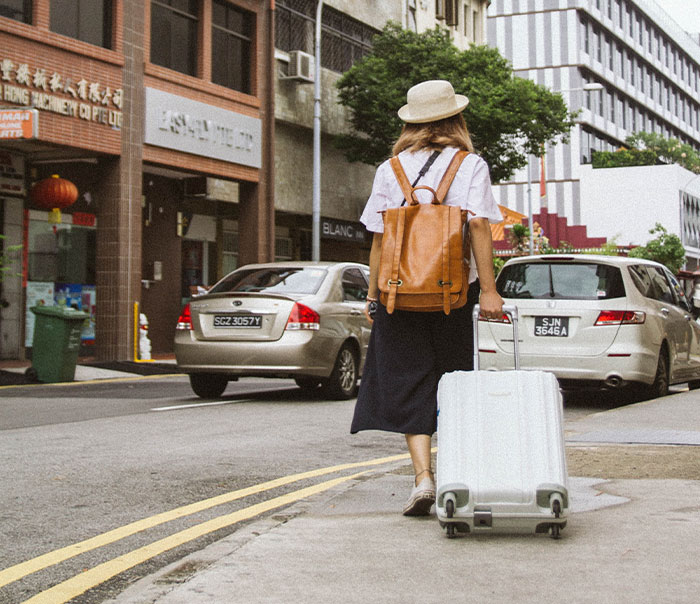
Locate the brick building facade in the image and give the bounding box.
[0,0,275,360]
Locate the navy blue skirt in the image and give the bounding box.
[351,281,480,436]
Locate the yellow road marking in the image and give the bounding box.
[0,374,184,390]
[21,471,368,604]
[0,452,410,588]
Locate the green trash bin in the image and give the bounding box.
[29,305,89,382]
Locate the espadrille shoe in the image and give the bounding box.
[402,477,435,516]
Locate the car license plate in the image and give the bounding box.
[534,316,569,337]
[213,314,262,328]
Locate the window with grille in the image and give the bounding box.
[0,0,31,23]
[150,0,198,76]
[212,0,253,93]
[50,0,112,48]
[276,0,378,73]
[275,237,293,261]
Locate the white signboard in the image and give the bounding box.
[25,282,54,347]
[144,88,262,168]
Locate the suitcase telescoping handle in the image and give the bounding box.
[472,304,520,371]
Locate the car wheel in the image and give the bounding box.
[189,373,228,399]
[646,348,669,399]
[689,380,700,390]
[322,343,358,400]
[294,377,321,391]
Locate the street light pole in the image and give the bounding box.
[527,156,534,255]
[312,1,323,262]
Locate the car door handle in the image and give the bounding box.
[660,308,670,317]
[351,310,362,316]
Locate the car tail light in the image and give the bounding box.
[594,310,645,326]
[478,312,511,323]
[176,303,192,330]
[285,303,320,331]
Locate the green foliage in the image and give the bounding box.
[592,148,659,169]
[627,223,685,274]
[588,237,621,256]
[493,256,505,277]
[335,23,575,182]
[508,223,531,253]
[0,234,21,283]
[625,132,700,174]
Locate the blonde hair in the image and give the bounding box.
[392,114,475,156]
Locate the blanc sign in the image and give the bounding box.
[321,218,366,243]
[144,88,261,168]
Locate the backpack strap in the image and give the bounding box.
[435,150,469,203]
[385,208,406,314]
[389,156,414,204]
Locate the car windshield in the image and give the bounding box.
[209,267,327,295]
[497,262,626,300]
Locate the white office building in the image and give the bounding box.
[487,0,700,256]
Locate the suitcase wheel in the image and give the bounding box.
[550,497,562,540]
[444,496,457,539]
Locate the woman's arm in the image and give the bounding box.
[469,217,504,319]
[364,232,383,322]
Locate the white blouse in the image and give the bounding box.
[360,146,503,283]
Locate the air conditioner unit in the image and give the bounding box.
[282,50,315,83]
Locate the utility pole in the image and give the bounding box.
[312,1,323,262]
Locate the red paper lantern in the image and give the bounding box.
[29,175,79,224]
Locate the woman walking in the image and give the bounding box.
[350,80,504,516]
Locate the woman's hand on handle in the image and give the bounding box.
[479,290,504,320]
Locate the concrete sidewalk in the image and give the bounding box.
[0,358,180,385]
[107,391,700,604]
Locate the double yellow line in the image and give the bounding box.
[2,452,411,604]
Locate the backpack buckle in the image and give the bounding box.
[387,279,403,287]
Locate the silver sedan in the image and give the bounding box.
[174,262,371,399]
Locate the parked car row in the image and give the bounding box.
[175,255,700,401]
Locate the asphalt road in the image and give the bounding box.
[0,376,649,603]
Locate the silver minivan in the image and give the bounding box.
[479,255,700,397]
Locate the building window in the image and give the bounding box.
[0,0,31,23]
[212,0,253,94]
[150,0,199,77]
[50,0,112,48]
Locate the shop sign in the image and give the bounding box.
[144,88,261,168]
[0,56,122,129]
[0,151,25,196]
[321,218,367,243]
[0,108,38,139]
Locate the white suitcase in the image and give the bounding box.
[435,305,569,538]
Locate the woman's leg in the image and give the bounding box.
[405,433,433,486]
[403,433,435,516]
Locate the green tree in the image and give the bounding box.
[625,132,700,174]
[335,23,575,183]
[628,223,685,274]
[508,223,530,253]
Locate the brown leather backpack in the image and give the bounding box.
[378,150,471,315]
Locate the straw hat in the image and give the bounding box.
[397,80,469,124]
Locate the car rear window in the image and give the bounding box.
[209,267,327,295]
[497,262,626,300]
